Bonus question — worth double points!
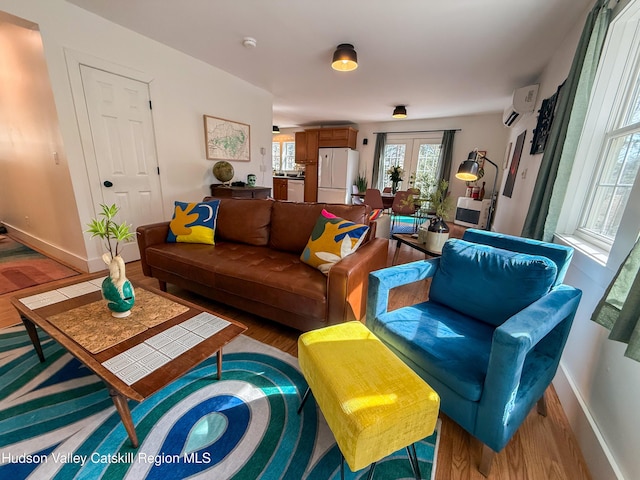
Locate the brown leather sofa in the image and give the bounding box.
[136,198,389,331]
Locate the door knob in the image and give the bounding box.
[103,180,113,188]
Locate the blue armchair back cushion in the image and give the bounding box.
[429,239,558,327]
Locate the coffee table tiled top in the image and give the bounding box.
[11,274,247,447]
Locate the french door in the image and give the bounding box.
[381,136,442,195]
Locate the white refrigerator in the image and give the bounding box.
[317,148,359,204]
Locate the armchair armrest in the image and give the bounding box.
[477,285,582,451]
[366,258,440,320]
[136,222,170,276]
[327,237,389,324]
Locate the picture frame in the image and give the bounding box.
[503,130,526,198]
[530,82,562,155]
[203,114,251,161]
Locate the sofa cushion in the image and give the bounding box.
[269,202,370,253]
[368,302,494,402]
[167,200,219,245]
[144,242,327,320]
[300,209,369,274]
[429,239,557,327]
[214,198,272,246]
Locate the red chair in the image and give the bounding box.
[391,191,418,232]
[363,189,384,210]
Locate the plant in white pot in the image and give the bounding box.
[85,204,136,317]
[424,180,454,254]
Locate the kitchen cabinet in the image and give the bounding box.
[273,177,288,200]
[295,130,319,164]
[318,127,358,149]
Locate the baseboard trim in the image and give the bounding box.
[554,363,624,480]
[5,226,89,273]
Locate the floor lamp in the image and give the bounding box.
[455,150,498,230]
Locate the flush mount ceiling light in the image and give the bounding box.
[272,125,280,134]
[331,43,358,71]
[392,105,407,118]
[242,37,257,48]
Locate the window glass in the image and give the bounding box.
[272,142,281,171]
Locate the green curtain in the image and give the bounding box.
[521,0,611,241]
[371,133,386,189]
[436,130,456,188]
[592,236,640,362]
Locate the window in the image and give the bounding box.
[381,135,443,193]
[560,1,640,261]
[272,136,295,172]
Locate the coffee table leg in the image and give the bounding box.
[108,388,139,448]
[217,348,223,380]
[392,238,402,265]
[21,315,45,363]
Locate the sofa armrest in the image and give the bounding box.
[326,237,389,324]
[366,258,440,320]
[476,285,582,450]
[136,222,170,276]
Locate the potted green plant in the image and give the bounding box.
[424,180,454,254]
[85,204,136,317]
[354,174,368,193]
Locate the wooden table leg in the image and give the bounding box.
[392,238,402,265]
[108,388,139,448]
[217,348,223,380]
[21,315,45,363]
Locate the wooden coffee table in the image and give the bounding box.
[10,274,247,448]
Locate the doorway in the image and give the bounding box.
[382,135,443,195]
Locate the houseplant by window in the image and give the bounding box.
[387,165,403,194]
[85,204,136,317]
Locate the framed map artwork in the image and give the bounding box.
[203,115,250,161]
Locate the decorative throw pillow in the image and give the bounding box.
[166,200,220,245]
[301,209,369,274]
[369,208,382,221]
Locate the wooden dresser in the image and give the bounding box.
[209,184,271,199]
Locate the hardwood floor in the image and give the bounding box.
[0,239,591,479]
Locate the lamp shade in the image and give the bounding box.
[331,43,358,71]
[455,152,480,181]
[392,105,407,118]
[272,125,280,134]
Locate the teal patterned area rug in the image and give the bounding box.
[0,327,439,479]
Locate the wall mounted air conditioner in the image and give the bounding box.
[503,84,539,127]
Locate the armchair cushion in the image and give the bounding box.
[429,239,558,327]
[371,302,494,401]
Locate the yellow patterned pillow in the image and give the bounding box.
[300,209,369,274]
[167,200,219,245]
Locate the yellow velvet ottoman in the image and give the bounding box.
[297,321,440,477]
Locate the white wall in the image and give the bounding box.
[0,0,273,271]
[356,113,509,220]
[492,6,588,236]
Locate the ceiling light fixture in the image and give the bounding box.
[392,105,407,118]
[272,125,280,134]
[331,43,358,72]
[242,37,257,48]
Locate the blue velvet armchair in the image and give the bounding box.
[366,229,582,476]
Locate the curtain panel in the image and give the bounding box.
[371,133,386,189]
[592,235,640,362]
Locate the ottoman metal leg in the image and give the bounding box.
[406,443,421,479]
[297,387,312,414]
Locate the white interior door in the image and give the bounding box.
[80,65,164,261]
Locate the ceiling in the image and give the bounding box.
[67,0,593,128]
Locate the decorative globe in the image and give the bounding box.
[212,161,234,183]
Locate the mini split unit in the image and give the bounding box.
[503,84,539,127]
